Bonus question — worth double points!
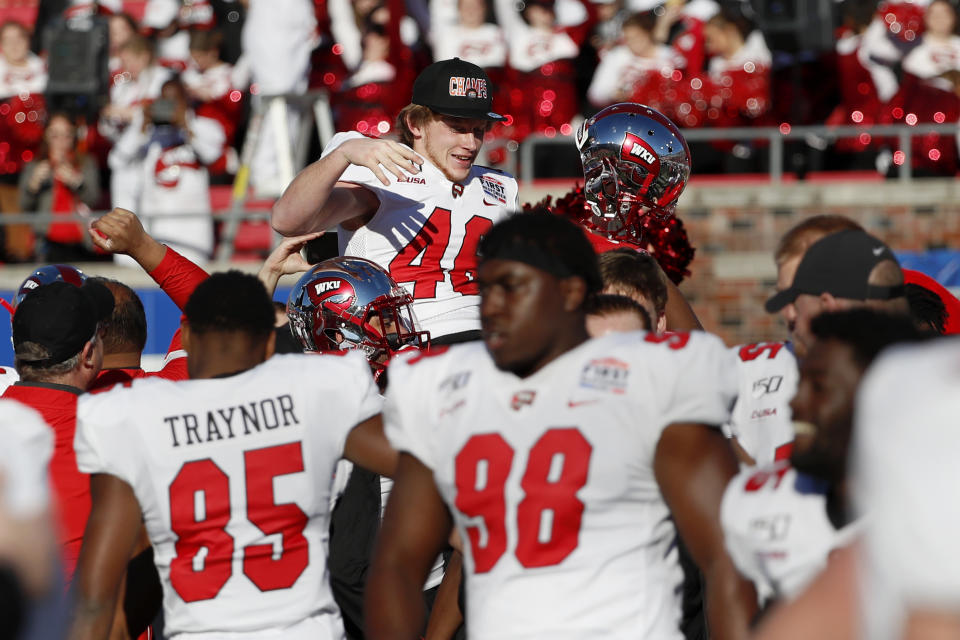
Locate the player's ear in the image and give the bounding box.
[180,321,192,354]
[560,276,588,312]
[406,112,426,140]
[656,312,667,335]
[264,330,276,360]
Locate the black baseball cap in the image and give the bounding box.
[13,280,115,366]
[765,229,905,313]
[411,58,506,122]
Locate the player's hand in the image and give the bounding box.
[258,231,324,295]
[88,208,151,255]
[337,137,424,186]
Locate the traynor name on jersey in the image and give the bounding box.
[163,394,299,447]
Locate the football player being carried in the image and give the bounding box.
[272,58,518,345]
[721,309,924,608]
[366,212,757,640]
[70,271,398,640]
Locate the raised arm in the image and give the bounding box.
[271,137,424,236]
[89,208,210,310]
[655,423,758,640]
[257,231,323,296]
[367,453,454,640]
[69,474,144,640]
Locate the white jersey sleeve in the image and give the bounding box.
[721,461,855,603]
[852,338,960,640]
[648,331,738,431]
[0,400,53,518]
[323,132,518,338]
[75,352,382,639]
[383,349,444,471]
[724,341,798,466]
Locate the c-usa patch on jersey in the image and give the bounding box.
[579,358,629,394]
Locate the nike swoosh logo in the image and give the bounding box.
[483,200,500,206]
[872,246,884,256]
[567,399,601,408]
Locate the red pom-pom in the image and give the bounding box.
[525,187,696,284]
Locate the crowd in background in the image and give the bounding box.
[1,0,959,264]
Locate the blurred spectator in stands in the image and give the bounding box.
[330,0,422,71]
[824,0,885,168]
[100,35,172,143]
[19,113,102,263]
[183,29,242,176]
[890,0,960,175]
[650,0,718,73]
[0,20,47,262]
[494,0,597,140]
[239,0,316,196]
[335,22,396,134]
[108,78,223,263]
[588,11,681,108]
[590,0,629,54]
[333,0,418,136]
[859,0,926,105]
[431,0,507,70]
[142,0,191,72]
[144,0,218,72]
[107,13,139,78]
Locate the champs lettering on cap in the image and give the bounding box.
[412,58,506,122]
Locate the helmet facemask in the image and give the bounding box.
[287,257,431,377]
[576,103,690,243]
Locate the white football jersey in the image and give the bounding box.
[432,24,508,69]
[0,399,53,518]
[384,331,737,639]
[0,366,20,395]
[721,461,857,604]
[328,132,518,338]
[75,352,382,639]
[852,338,960,640]
[723,341,797,466]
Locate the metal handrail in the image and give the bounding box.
[519,122,960,186]
[0,208,276,265]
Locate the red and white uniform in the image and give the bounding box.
[852,338,960,640]
[903,34,960,89]
[0,367,20,395]
[75,352,382,639]
[723,341,797,467]
[0,53,47,99]
[109,110,225,263]
[0,400,53,518]
[327,131,518,338]
[384,330,736,639]
[432,25,508,70]
[100,65,173,141]
[587,45,681,108]
[721,461,857,604]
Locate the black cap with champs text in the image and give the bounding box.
[765,229,905,313]
[13,280,115,366]
[411,58,506,122]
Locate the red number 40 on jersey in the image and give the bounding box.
[454,428,592,572]
[389,207,492,299]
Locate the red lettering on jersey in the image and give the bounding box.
[744,463,791,492]
[168,442,309,602]
[388,207,490,300]
[404,344,451,365]
[643,331,690,350]
[774,442,794,461]
[738,342,784,361]
[455,428,592,573]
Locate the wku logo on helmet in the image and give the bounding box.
[306,278,355,311]
[620,132,661,174]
